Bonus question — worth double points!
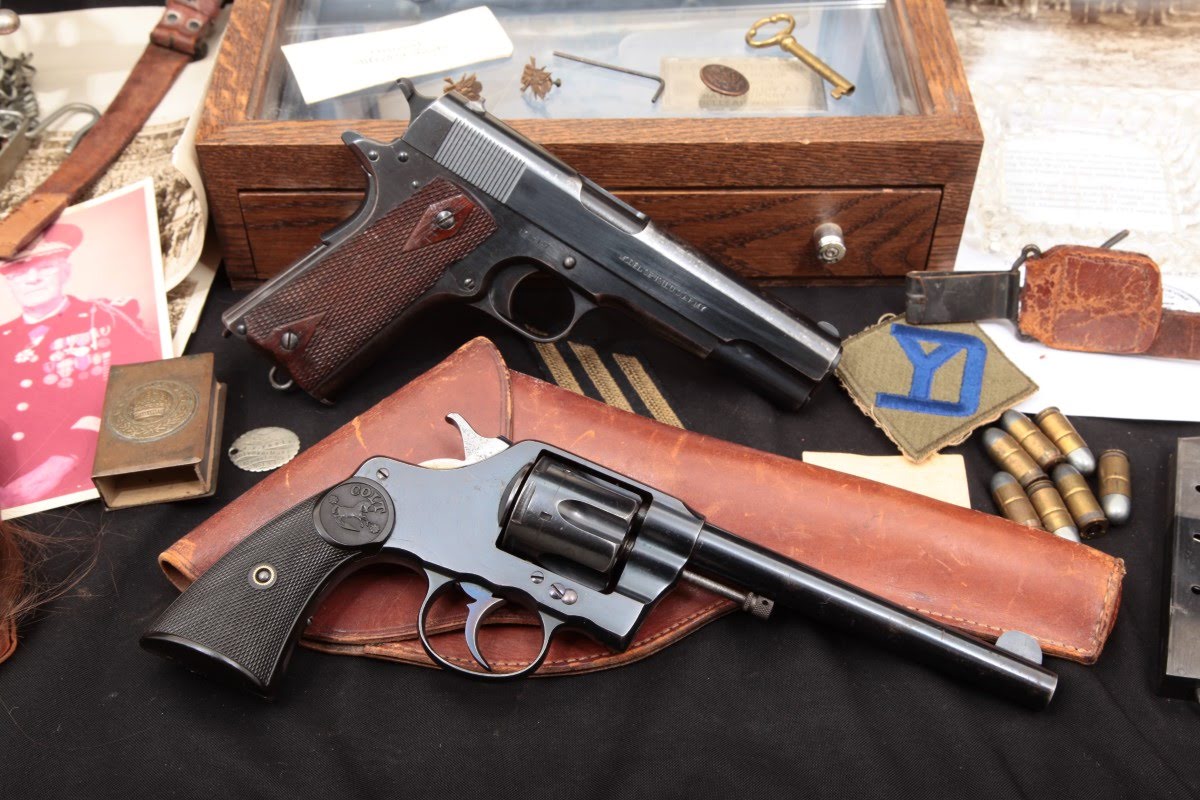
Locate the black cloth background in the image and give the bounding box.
[5,1,1200,795]
[3,279,1199,799]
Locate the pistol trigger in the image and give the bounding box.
[460,582,506,672]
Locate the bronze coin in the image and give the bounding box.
[700,64,749,97]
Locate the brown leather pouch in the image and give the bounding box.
[1019,245,1164,354]
[1019,245,1200,359]
[159,338,1124,671]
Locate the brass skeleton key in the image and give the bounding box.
[745,13,855,100]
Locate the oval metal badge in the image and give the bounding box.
[228,427,301,472]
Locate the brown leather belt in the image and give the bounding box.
[0,0,221,259]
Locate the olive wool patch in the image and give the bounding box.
[836,317,1037,462]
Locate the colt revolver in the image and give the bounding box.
[222,79,841,408]
[142,414,1058,709]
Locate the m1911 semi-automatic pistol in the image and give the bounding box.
[142,414,1058,709]
[221,80,842,408]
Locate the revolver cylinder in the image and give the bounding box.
[502,456,641,587]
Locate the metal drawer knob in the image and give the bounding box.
[813,222,846,264]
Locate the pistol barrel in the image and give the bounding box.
[688,525,1058,709]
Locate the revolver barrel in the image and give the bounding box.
[503,452,1057,708]
[688,525,1058,709]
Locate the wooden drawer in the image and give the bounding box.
[238,187,941,285]
[199,1,980,285]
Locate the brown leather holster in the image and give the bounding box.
[159,338,1125,672]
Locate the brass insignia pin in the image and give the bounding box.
[520,57,561,100]
[443,73,483,102]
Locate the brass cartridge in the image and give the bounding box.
[982,427,1047,488]
[1051,463,1108,539]
[1026,478,1080,542]
[1035,407,1095,475]
[990,472,1043,529]
[1098,449,1132,525]
[1000,409,1064,471]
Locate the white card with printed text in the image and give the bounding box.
[282,7,513,105]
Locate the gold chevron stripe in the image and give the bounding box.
[613,353,683,429]
[568,342,634,413]
[532,341,584,395]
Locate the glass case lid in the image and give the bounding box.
[259,1,921,123]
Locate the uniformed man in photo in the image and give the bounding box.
[0,224,160,511]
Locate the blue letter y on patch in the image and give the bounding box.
[836,318,1036,462]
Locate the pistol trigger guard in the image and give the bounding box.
[484,286,595,344]
[477,260,595,343]
[565,288,596,326]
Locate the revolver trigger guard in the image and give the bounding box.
[416,570,563,679]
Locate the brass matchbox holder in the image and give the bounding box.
[92,353,227,509]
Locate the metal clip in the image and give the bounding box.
[905,266,1022,327]
[29,102,101,153]
[0,102,100,188]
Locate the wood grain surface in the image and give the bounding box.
[238,187,941,285]
[198,0,981,284]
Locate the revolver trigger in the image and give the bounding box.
[460,582,506,672]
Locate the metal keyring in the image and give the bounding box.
[1010,244,1043,271]
[745,12,795,48]
[268,365,294,392]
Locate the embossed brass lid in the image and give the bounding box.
[92,353,226,510]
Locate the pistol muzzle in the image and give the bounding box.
[708,339,837,411]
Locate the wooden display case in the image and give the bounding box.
[197,0,982,287]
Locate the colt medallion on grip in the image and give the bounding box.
[315,477,396,548]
